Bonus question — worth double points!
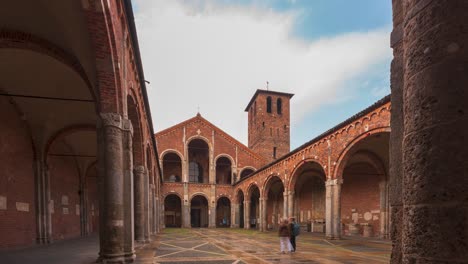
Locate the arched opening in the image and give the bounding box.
[340,132,389,238]
[266,96,272,113]
[265,176,285,230]
[162,152,182,182]
[216,197,231,227]
[237,190,245,228]
[248,185,260,229]
[164,194,182,228]
[277,98,282,114]
[188,139,209,183]
[190,195,208,227]
[291,161,326,233]
[240,168,254,179]
[216,156,232,185]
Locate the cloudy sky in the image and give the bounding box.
[134,0,392,149]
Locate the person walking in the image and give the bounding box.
[289,217,300,252]
[278,219,292,254]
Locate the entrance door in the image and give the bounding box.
[191,209,201,227]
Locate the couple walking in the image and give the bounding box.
[278,217,300,254]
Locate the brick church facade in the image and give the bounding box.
[157,89,392,240]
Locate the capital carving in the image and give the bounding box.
[325,178,343,186]
[99,113,123,129]
[122,119,134,135]
[134,165,146,175]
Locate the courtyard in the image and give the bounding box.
[0,228,390,264]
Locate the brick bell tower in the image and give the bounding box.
[245,89,294,163]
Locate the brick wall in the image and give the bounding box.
[0,97,36,248]
[341,163,381,236]
[48,153,81,241]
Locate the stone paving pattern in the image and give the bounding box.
[136,228,390,264]
[0,229,390,264]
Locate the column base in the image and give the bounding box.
[99,252,135,263]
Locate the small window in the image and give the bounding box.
[277,98,282,114]
[262,122,265,128]
[273,147,277,159]
[266,96,272,113]
[189,162,202,183]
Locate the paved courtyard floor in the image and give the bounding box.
[137,228,391,264]
[0,229,390,264]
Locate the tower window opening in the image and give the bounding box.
[273,147,277,159]
[266,96,272,113]
[277,98,282,114]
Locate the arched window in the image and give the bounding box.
[266,96,272,113]
[189,161,202,183]
[277,98,282,114]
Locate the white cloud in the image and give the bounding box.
[134,0,391,145]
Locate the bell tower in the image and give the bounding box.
[245,89,294,163]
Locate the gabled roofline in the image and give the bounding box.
[155,114,267,162]
[244,89,294,112]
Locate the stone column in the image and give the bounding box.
[133,166,145,243]
[98,113,127,263]
[182,183,190,228]
[287,191,294,219]
[244,200,250,229]
[143,170,150,242]
[208,186,216,228]
[261,198,267,232]
[232,202,239,228]
[379,181,388,239]
[283,191,288,220]
[398,1,468,262]
[325,178,342,240]
[122,119,135,261]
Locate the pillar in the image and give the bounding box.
[261,198,267,232]
[244,200,250,229]
[389,0,404,262]
[133,166,145,243]
[325,178,342,240]
[122,119,135,261]
[379,181,389,239]
[143,169,150,242]
[398,1,468,262]
[182,183,190,228]
[208,186,216,228]
[283,191,288,220]
[287,191,294,219]
[232,202,239,228]
[98,113,128,263]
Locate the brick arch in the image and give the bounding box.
[347,150,387,181]
[333,127,390,180]
[186,135,212,149]
[160,149,184,161]
[287,159,326,191]
[84,0,124,113]
[127,94,144,165]
[163,192,183,202]
[0,29,96,104]
[235,189,245,203]
[216,195,231,204]
[261,174,284,198]
[246,182,260,200]
[44,124,96,158]
[190,192,209,202]
[214,153,235,166]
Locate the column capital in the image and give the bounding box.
[122,118,134,135]
[134,165,146,175]
[99,112,123,129]
[326,178,343,186]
